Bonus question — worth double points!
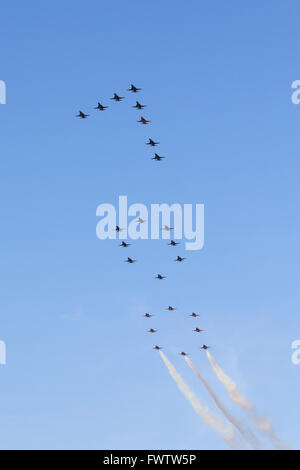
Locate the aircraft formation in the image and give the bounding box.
[76,83,210,355]
[76,84,163,164]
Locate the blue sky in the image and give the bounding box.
[0,0,300,449]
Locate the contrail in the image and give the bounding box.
[159,351,243,449]
[207,351,289,450]
[185,356,261,449]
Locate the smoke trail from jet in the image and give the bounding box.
[185,356,261,450]
[206,351,288,450]
[159,351,243,449]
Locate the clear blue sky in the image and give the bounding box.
[0,0,300,450]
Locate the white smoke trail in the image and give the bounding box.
[159,351,243,449]
[207,351,289,450]
[185,356,261,450]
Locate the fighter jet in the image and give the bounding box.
[193,328,204,333]
[168,240,180,246]
[137,116,150,124]
[132,101,146,110]
[146,138,159,147]
[125,257,136,264]
[189,312,200,318]
[148,328,157,333]
[143,313,153,318]
[175,256,186,262]
[153,345,162,350]
[163,225,173,231]
[94,102,108,111]
[76,110,89,119]
[128,84,141,93]
[111,93,124,101]
[201,344,210,350]
[152,153,165,161]
[179,352,189,356]
[120,241,131,247]
[155,274,166,280]
[115,226,123,232]
[166,306,176,311]
[136,217,146,224]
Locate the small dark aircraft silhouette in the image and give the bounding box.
[125,257,136,264]
[76,111,89,119]
[146,138,159,146]
[111,93,124,101]
[132,101,146,110]
[152,153,165,161]
[194,328,204,333]
[175,256,186,262]
[143,313,153,318]
[166,306,176,311]
[163,225,173,231]
[168,240,180,246]
[153,345,162,350]
[189,312,200,318]
[138,116,150,124]
[179,352,188,356]
[94,102,108,111]
[155,274,166,280]
[115,226,124,232]
[128,84,141,93]
[201,344,210,350]
[120,241,131,247]
[148,328,157,333]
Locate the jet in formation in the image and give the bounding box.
[76,111,89,119]
[138,116,151,124]
[133,101,146,110]
[94,102,108,111]
[120,241,131,247]
[155,274,166,280]
[175,256,186,262]
[125,257,136,264]
[128,84,142,93]
[152,153,165,161]
[168,240,180,246]
[111,93,124,102]
[146,138,159,146]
